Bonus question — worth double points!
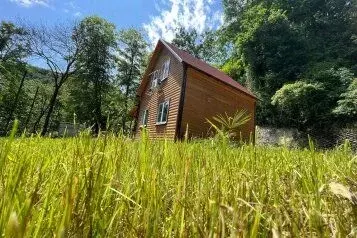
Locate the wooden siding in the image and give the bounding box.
[180,67,256,141]
[135,47,183,139]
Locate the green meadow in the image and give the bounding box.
[0,131,356,237]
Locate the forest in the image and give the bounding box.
[1,0,356,136]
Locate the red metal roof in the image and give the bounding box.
[161,40,256,99]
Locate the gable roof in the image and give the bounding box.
[138,39,256,99]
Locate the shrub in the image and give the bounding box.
[206,109,251,142]
[271,81,328,129]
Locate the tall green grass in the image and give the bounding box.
[0,131,356,237]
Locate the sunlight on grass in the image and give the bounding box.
[0,131,356,237]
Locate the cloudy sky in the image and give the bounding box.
[1,0,223,46]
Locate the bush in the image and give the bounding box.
[272,67,356,128]
[333,79,357,119]
[271,81,328,129]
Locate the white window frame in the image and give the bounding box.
[161,58,170,82]
[156,100,170,125]
[141,109,148,126]
[151,70,160,89]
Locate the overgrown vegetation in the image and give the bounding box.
[0,130,356,236]
[219,0,357,129]
[1,0,357,136]
[207,109,251,141]
[0,18,147,136]
[0,0,357,135]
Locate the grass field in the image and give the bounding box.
[0,130,356,237]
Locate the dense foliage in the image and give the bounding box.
[334,79,357,119]
[1,0,357,136]
[117,29,148,133]
[0,132,356,236]
[70,16,117,134]
[0,19,148,136]
[219,0,357,129]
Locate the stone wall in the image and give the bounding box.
[256,125,357,150]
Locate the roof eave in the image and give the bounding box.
[159,39,183,63]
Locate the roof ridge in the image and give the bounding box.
[159,39,183,62]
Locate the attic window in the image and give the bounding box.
[141,109,148,126]
[161,59,170,81]
[156,100,169,125]
[151,70,160,89]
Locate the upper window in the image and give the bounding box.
[151,70,160,89]
[141,109,148,126]
[150,59,170,90]
[161,59,170,81]
[156,100,170,125]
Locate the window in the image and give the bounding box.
[156,100,169,125]
[141,109,148,126]
[151,70,160,89]
[150,59,170,89]
[161,59,170,81]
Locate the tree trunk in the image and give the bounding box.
[122,84,130,132]
[32,101,47,134]
[93,81,103,135]
[5,70,27,133]
[41,85,60,136]
[128,119,134,135]
[24,86,39,131]
[122,52,135,133]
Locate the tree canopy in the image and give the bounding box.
[218,0,357,128]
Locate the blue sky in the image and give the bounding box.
[1,0,223,46]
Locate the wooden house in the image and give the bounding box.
[132,39,257,140]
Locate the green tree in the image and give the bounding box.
[221,58,245,85]
[278,0,357,68]
[26,22,82,135]
[271,81,328,129]
[0,64,29,134]
[0,21,29,135]
[221,0,357,127]
[0,21,28,63]
[333,79,357,120]
[235,3,308,125]
[272,67,354,129]
[172,27,228,65]
[24,66,54,134]
[304,66,354,100]
[73,16,117,134]
[172,27,202,58]
[117,29,147,133]
[237,3,307,96]
[221,0,247,45]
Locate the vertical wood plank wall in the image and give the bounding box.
[180,67,256,141]
[135,48,183,139]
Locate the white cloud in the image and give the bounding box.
[10,0,50,7]
[74,11,82,17]
[63,1,82,18]
[143,0,223,47]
